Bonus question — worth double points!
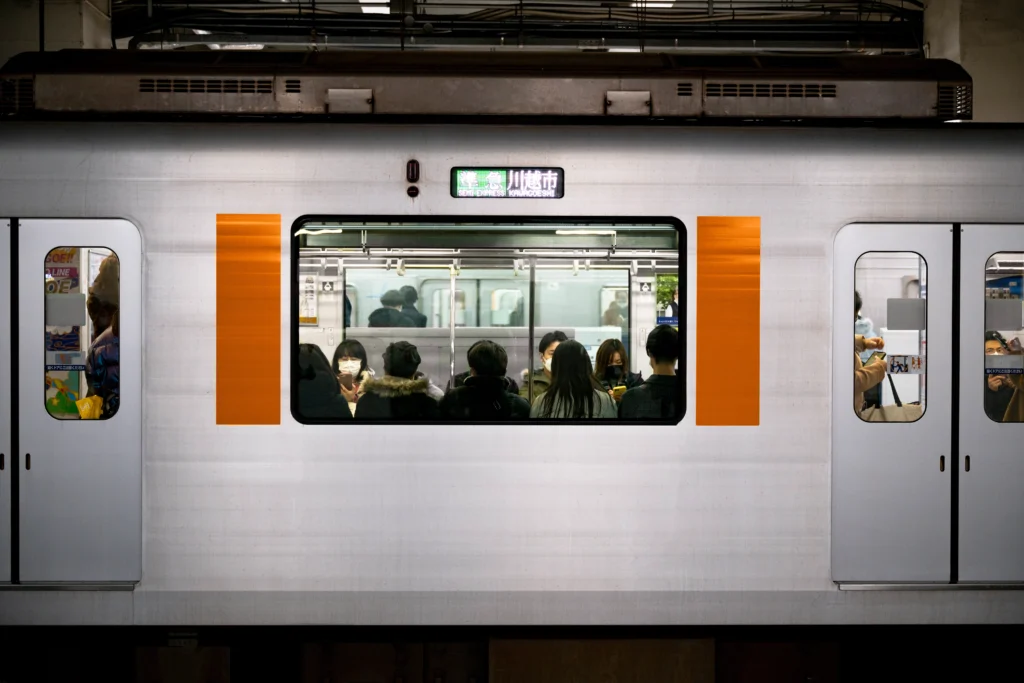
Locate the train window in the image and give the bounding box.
[293,219,684,423]
[853,252,927,422]
[44,247,120,420]
[983,252,1024,423]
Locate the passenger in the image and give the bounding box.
[332,339,375,416]
[593,338,643,401]
[855,290,881,408]
[368,290,415,328]
[602,301,624,327]
[355,341,440,420]
[440,340,531,420]
[854,334,886,414]
[520,330,568,401]
[529,340,617,419]
[664,287,679,318]
[399,285,428,328]
[86,253,119,341]
[619,325,681,420]
[998,333,1024,423]
[84,309,120,419]
[297,343,353,420]
[984,332,1015,422]
[445,340,521,394]
[413,370,445,402]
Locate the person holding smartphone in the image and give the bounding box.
[854,334,886,415]
[1001,333,1024,423]
[332,339,375,417]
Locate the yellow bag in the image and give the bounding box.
[76,395,103,420]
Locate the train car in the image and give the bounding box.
[0,50,1023,626]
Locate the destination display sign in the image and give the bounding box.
[452,167,564,199]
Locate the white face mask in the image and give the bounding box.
[543,357,553,373]
[337,360,362,376]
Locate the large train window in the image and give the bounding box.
[983,252,1024,423]
[853,251,927,422]
[292,218,684,424]
[44,247,120,420]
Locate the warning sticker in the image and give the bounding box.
[888,355,925,375]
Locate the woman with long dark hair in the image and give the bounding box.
[529,340,617,419]
[332,338,375,416]
[593,338,643,401]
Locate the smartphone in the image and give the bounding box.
[339,373,355,390]
[1008,337,1023,353]
[868,351,886,364]
[612,385,628,399]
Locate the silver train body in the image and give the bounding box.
[1,120,1024,625]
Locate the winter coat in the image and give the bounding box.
[854,334,887,414]
[297,346,353,421]
[355,375,441,420]
[618,375,680,420]
[401,304,428,328]
[345,369,375,417]
[84,325,119,419]
[446,370,521,396]
[985,377,1016,423]
[596,369,644,393]
[519,369,551,402]
[368,307,415,328]
[529,388,618,419]
[440,376,531,420]
[1004,372,1024,423]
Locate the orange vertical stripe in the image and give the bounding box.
[217,214,281,425]
[697,217,760,426]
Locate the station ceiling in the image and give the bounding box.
[113,0,925,55]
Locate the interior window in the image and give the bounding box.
[983,252,1024,423]
[853,252,927,423]
[293,220,683,423]
[44,247,120,420]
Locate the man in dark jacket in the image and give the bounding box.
[440,340,531,420]
[356,341,440,420]
[368,290,415,328]
[400,285,428,327]
[619,325,681,420]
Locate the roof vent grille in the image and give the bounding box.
[138,78,273,95]
[676,82,694,97]
[705,82,837,98]
[0,77,35,115]
[938,83,972,119]
[284,79,302,94]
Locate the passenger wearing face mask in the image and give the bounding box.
[519,330,568,403]
[593,338,643,403]
[332,339,375,416]
[619,325,681,420]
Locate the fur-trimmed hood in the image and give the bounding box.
[361,375,430,398]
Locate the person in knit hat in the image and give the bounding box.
[87,254,119,341]
[84,254,120,418]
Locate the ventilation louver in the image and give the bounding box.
[284,79,302,94]
[937,84,972,119]
[705,82,837,98]
[676,82,694,97]
[138,78,273,94]
[0,78,35,115]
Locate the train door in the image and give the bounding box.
[1,220,10,583]
[959,225,1024,582]
[832,223,953,583]
[16,219,141,584]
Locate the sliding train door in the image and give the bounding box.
[958,225,1024,583]
[832,223,953,583]
[17,219,141,583]
[0,220,10,583]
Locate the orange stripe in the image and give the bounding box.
[697,217,760,426]
[217,214,281,425]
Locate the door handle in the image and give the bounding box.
[965,455,971,472]
[939,455,945,472]
[25,453,31,470]
[1,453,4,470]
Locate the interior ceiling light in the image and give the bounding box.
[360,0,389,14]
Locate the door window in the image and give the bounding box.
[44,247,119,420]
[853,252,927,422]
[983,251,1024,423]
